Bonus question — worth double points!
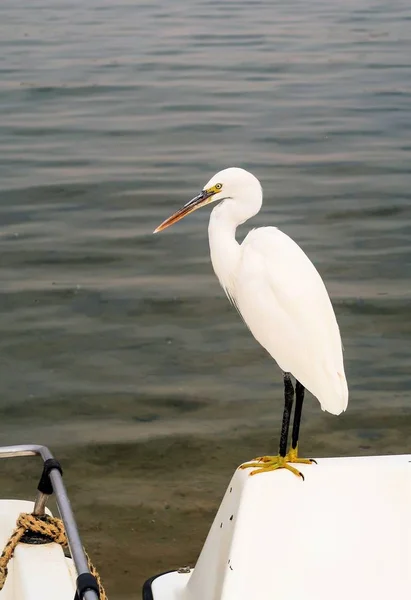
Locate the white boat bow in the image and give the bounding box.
[144,454,411,600]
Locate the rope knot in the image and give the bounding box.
[16,513,68,545]
[0,512,106,599]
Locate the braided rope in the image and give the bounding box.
[0,513,106,599]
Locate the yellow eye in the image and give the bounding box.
[215,183,222,190]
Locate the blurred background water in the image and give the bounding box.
[0,0,411,596]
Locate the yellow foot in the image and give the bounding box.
[287,446,317,466]
[239,455,304,479]
[239,450,316,480]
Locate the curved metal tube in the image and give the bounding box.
[0,444,99,600]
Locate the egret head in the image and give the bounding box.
[153,167,262,233]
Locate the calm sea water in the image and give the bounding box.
[1,0,411,595]
[0,0,411,449]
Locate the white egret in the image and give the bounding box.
[154,168,348,479]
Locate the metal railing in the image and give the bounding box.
[0,444,99,600]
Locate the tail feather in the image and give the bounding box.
[318,369,348,416]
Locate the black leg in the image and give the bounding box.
[279,372,294,457]
[291,380,305,450]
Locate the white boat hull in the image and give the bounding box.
[0,500,76,600]
[145,454,411,600]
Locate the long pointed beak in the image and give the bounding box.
[153,189,215,233]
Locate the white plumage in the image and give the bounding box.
[154,166,348,475]
[206,167,348,415]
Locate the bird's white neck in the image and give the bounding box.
[208,194,262,295]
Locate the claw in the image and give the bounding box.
[239,450,317,479]
[239,455,304,479]
[287,446,317,466]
